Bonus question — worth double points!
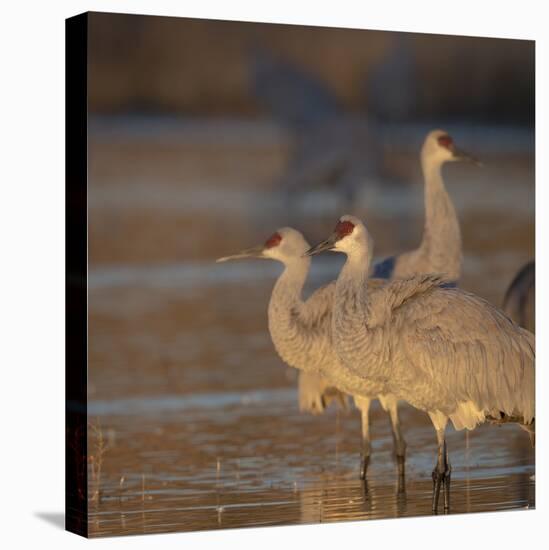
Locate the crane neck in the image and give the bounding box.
[332,245,383,381]
[267,256,322,375]
[269,257,310,315]
[419,156,462,280]
[335,247,372,322]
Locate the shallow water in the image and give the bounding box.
[87,395,534,537]
[87,117,535,537]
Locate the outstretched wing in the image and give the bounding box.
[250,47,341,129]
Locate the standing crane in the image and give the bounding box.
[306,215,535,513]
[372,129,479,283]
[217,228,406,481]
[502,260,535,333]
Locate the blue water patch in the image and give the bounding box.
[86,387,297,416]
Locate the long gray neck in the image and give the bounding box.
[335,251,371,327]
[329,247,391,396]
[333,247,395,393]
[269,258,309,314]
[332,246,371,350]
[418,158,462,281]
[267,258,317,372]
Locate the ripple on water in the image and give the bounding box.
[87,394,535,537]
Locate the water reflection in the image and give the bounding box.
[87,391,535,536]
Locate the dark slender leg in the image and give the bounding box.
[396,482,407,516]
[361,478,371,507]
[360,454,370,481]
[431,422,451,513]
[396,455,406,495]
[387,399,407,485]
[355,397,371,481]
[443,450,451,512]
[396,455,406,481]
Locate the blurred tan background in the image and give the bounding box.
[88,12,534,122]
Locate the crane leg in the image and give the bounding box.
[378,395,407,492]
[386,398,407,482]
[429,413,451,513]
[355,397,372,481]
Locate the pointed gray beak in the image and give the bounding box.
[304,233,338,257]
[216,244,266,263]
[453,147,482,166]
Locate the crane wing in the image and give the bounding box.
[305,278,388,327]
[366,274,443,328]
[397,287,535,427]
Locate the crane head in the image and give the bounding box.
[422,129,482,166]
[216,227,310,264]
[305,214,371,257]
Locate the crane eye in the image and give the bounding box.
[265,232,282,248]
[437,135,453,149]
[335,220,355,239]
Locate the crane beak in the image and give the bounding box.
[453,147,482,166]
[216,245,266,263]
[304,233,338,256]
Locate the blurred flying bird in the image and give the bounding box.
[364,33,418,123]
[250,46,342,130]
[249,47,382,208]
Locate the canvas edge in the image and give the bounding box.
[65,11,89,539]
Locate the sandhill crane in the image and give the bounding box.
[372,129,479,284]
[217,228,406,481]
[300,129,478,440]
[502,260,535,333]
[306,215,535,512]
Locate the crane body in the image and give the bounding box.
[306,215,535,512]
